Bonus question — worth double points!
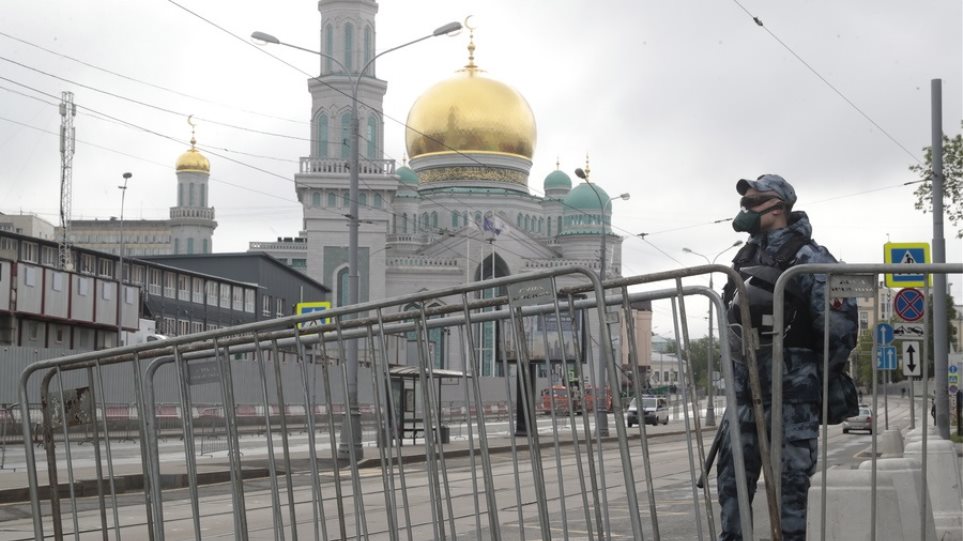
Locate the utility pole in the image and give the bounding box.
[59,91,76,270]
[930,79,949,439]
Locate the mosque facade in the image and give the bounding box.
[252,0,628,377]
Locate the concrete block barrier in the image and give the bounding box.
[904,439,963,541]
[858,458,938,540]
[807,469,903,540]
[877,429,904,457]
[904,425,939,445]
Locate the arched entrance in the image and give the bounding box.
[474,250,509,377]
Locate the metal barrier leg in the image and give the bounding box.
[92,362,123,539]
[292,329,328,541]
[252,332,287,541]
[270,338,300,541]
[216,341,250,540]
[172,345,203,539]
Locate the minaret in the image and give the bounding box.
[309,0,386,161]
[170,117,216,254]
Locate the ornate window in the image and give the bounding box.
[312,192,321,206]
[324,25,334,73]
[364,26,372,66]
[344,23,354,72]
[366,116,378,158]
[315,112,329,158]
[340,112,352,160]
[327,191,337,207]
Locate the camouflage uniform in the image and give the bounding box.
[716,211,858,541]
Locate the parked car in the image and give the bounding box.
[842,406,873,434]
[627,396,669,427]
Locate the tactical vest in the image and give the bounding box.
[723,234,816,350]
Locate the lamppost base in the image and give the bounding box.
[336,411,365,461]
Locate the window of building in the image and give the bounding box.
[451,211,459,228]
[359,192,367,207]
[343,22,354,71]
[342,190,350,208]
[200,184,207,207]
[178,183,184,207]
[21,242,38,263]
[312,192,321,206]
[148,268,162,295]
[204,280,217,306]
[164,272,176,298]
[189,183,195,206]
[174,238,180,254]
[192,277,204,304]
[244,288,255,313]
[202,239,208,254]
[364,26,372,65]
[316,112,329,158]
[324,25,334,73]
[327,192,337,208]
[220,283,231,308]
[366,116,377,158]
[178,320,189,336]
[41,246,57,266]
[263,294,272,317]
[232,286,243,311]
[98,258,113,278]
[191,321,204,335]
[0,237,16,253]
[276,297,284,317]
[373,193,382,208]
[341,113,352,160]
[187,238,194,254]
[177,274,190,301]
[291,258,306,269]
[430,211,438,229]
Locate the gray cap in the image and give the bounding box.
[736,174,797,206]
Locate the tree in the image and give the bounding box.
[663,336,717,393]
[909,121,963,238]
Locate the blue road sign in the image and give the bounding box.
[893,288,925,322]
[875,323,894,345]
[876,346,897,370]
[884,243,930,287]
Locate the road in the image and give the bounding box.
[0,398,916,540]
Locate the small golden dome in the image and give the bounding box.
[405,68,536,160]
[175,137,210,173]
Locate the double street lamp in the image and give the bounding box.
[682,240,742,426]
[573,167,629,437]
[252,21,461,458]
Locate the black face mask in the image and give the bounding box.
[731,200,784,234]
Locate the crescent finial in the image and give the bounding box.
[187,115,197,148]
[464,15,475,31]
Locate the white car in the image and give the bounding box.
[627,396,669,427]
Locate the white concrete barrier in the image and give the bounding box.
[877,429,904,457]
[807,469,903,540]
[904,425,939,445]
[858,458,938,540]
[904,439,963,541]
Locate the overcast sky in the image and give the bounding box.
[1,0,960,337]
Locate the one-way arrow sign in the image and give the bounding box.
[902,340,921,377]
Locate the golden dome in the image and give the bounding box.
[175,137,210,173]
[405,67,537,160]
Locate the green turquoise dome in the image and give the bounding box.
[543,170,572,191]
[397,166,419,185]
[563,183,611,211]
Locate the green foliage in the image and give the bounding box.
[909,121,963,238]
[663,336,718,391]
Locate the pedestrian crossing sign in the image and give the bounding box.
[884,242,931,288]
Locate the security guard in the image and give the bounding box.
[716,174,858,541]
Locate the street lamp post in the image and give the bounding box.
[682,240,742,426]
[116,172,132,347]
[252,22,461,458]
[573,167,628,437]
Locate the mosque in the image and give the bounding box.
[251,0,631,377]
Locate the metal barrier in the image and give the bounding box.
[771,262,962,541]
[15,263,783,540]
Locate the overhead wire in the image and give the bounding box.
[728,0,923,166]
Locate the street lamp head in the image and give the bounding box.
[574,168,587,180]
[683,247,694,254]
[732,240,744,248]
[251,31,280,45]
[618,193,630,201]
[432,21,462,36]
[122,172,132,180]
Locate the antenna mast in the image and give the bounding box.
[59,91,76,270]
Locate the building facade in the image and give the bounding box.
[249,0,637,378]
